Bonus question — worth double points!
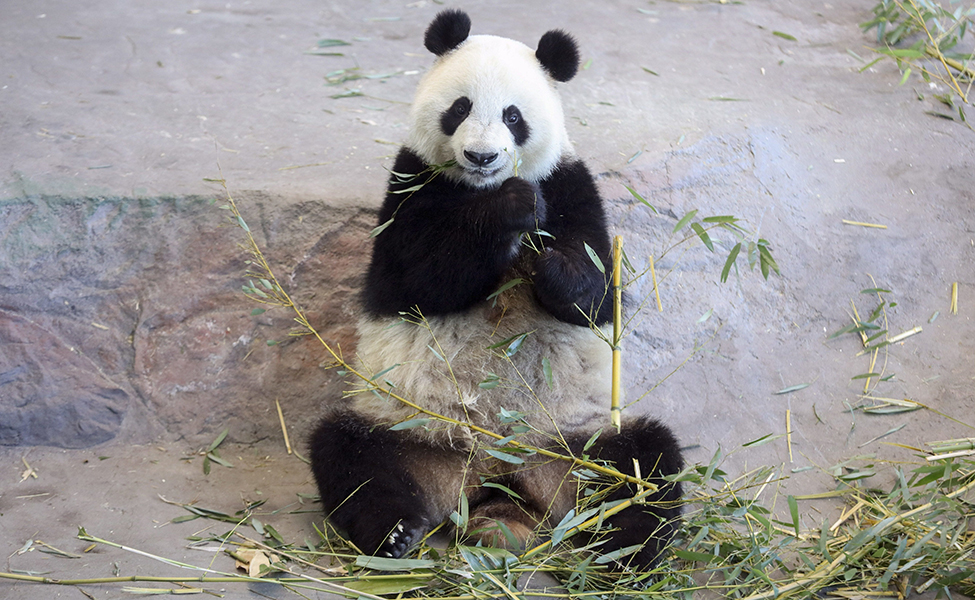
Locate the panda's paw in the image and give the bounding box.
[376,520,425,559]
[498,177,546,227]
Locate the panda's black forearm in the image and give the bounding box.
[532,246,613,326]
[365,195,531,316]
[528,159,614,325]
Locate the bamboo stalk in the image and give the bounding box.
[649,254,662,312]
[842,220,888,229]
[786,409,793,463]
[611,235,623,432]
[276,398,292,454]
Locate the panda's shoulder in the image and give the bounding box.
[539,157,601,202]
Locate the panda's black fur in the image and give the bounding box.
[310,10,683,570]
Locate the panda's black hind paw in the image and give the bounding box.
[375,519,427,559]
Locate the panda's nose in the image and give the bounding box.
[464,150,499,167]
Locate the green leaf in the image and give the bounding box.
[487,278,524,301]
[720,242,741,283]
[623,185,657,213]
[594,543,645,564]
[484,449,524,464]
[370,218,394,237]
[318,38,352,47]
[370,363,400,381]
[250,308,266,316]
[236,215,250,232]
[482,482,524,501]
[206,452,233,468]
[673,209,699,233]
[478,375,500,389]
[583,428,603,452]
[701,215,737,224]
[898,67,912,85]
[672,549,717,564]
[773,31,797,41]
[788,495,800,537]
[206,428,229,453]
[775,383,810,395]
[353,556,436,571]
[758,242,779,277]
[690,222,714,252]
[541,357,554,390]
[743,433,783,447]
[427,344,445,362]
[851,372,881,380]
[584,242,605,273]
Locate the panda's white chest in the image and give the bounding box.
[350,281,613,441]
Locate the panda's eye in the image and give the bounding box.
[505,112,519,125]
[450,98,471,116]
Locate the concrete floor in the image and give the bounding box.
[2,0,973,598]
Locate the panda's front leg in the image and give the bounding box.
[531,244,612,326]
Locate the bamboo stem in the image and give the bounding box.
[649,254,662,312]
[610,235,623,431]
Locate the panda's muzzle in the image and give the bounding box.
[463,150,499,168]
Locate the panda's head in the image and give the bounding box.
[407,10,581,189]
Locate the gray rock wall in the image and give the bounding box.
[1,192,370,447]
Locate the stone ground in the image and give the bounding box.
[1,0,973,598]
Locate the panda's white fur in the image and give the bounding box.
[408,35,572,189]
[351,274,613,447]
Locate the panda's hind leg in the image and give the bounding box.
[584,417,684,569]
[308,410,462,558]
[467,490,545,550]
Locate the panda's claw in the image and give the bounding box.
[376,519,424,559]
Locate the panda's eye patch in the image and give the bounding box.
[503,105,530,146]
[441,97,472,136]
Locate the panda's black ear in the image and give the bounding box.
[424,9,472,56]
[535,29,580,82]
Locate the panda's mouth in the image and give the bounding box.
[464,166,503,180]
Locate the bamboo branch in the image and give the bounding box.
[610,235,623,432]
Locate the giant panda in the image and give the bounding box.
[309,9,683,570]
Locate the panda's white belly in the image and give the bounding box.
[349,286,613,446]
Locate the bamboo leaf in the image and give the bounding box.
[370,218,394,237]
[690,223,714,252]
[787,495,800,537]
[623,185,657,213]
[484,449,524,464]
[775,383,810,395]
[584,242,605,274]
[353,556,436,571]
[673,210,699,233]
[206,428,228,453]
[487,278,524,301]
[720,242,741,283]
[482,482,524,501]
[389,418,430,431]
